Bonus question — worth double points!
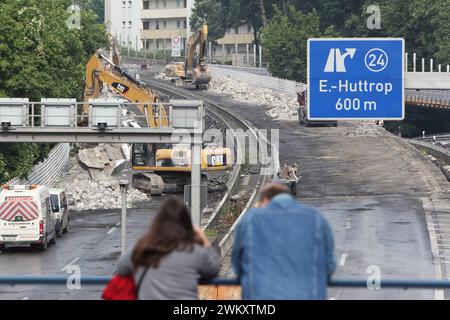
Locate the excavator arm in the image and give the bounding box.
[183,23,211,86]
[83,52,168,128]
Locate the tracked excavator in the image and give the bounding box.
[165,23,211,90]
[83,51,232,195]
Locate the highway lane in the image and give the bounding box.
[194,90,450,299]
[0,198,162,300]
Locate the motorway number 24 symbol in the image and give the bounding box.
[365,48,389,72]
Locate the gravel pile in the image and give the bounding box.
[209,76,299,120]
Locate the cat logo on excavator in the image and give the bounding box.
[111,82,129,94]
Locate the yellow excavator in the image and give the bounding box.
[83,51,232,195]
[166,23,211,90]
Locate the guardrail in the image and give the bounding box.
[210,64,270,76]
[9,143,70,187]
[1,275,450,290]
[209,65,305,96]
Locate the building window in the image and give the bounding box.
[156,41,160,49]
[143,21,149,30]
[247,25,252,33]
[184,0,187,8]
[227,47,231,55]
[128,0,132,7]
[163,0,167,8]
[226,28,231,34]
[155,0,159,9]
[177,20,181,28]
[143,0,149,9]
[182,19,186,29]
[122,0,126,7]
[176,0,181,7]
[235,27,239,34]
[156,21,160,30]
[128,21,132,28]
[122,21,126,27]
[163,21,167,29]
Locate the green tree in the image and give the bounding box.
[262,5,322,81]
[190,0,238,42]
[0,0,109,183]
[343,0,450,65]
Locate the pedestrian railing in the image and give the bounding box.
[1,275,450,289]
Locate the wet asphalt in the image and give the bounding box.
[194,90,450,300]
[0,198,162,300]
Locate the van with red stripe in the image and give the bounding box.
[0,184,57,251]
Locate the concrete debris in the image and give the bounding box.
[155,71,170,80]
[78,143,129,180]
[67,177,148,212]
[54,157,149,212]
[209,75,299,121]
[279,163,299,183]
[345,122,387,137]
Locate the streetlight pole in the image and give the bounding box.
[119,180,129,254]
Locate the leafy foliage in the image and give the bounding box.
[262,6,322,81]
[0,0,109,183]
[191,0,450,80]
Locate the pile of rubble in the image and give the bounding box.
[54,148,149,212]
[66,177,149,212]
[209,75,299,120]
[345,122,386,137]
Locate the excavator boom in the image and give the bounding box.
[83,52,167,128]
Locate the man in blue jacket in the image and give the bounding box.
[232,183,336,300]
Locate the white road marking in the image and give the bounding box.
[346,219,351,230]
[339,253,348,266]
[22,297,29,300]
[107,227,116,234]
[61,256,80,271]
[421,198,444,300]
[330,290,342,300]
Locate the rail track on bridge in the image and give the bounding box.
[140,75,273,258]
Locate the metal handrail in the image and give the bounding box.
[1,275,450,289]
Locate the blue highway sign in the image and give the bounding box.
[307,38,405,120]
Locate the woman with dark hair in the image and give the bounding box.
[115,197,219,300]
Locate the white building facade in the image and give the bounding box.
[105,0,257,65]
[105,0,141,50]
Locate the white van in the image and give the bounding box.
[0,185,57,251]
[49,188,70,237]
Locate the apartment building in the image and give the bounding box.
[214,25,257,66]
[105,0,141,50]
[141,0,193,51]
[105,0,257,65]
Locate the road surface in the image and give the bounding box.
[197,90,450,300]
[0,199,162,300]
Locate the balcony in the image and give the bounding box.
[141,29,187,39]
[217,34,254,45]
[141,8,187,19]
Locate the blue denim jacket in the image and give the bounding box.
[231,194,336,300]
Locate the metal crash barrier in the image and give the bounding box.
[1,275,450,300]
